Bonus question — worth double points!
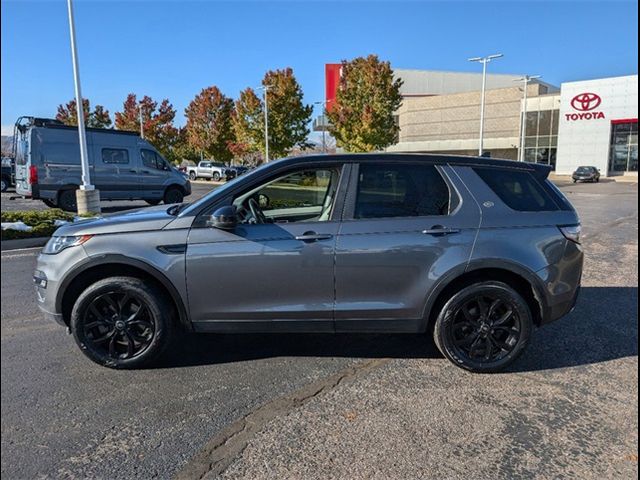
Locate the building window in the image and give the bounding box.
[609,120,639,173]
[523,109,560,168]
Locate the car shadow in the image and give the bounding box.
[154,286,637,372]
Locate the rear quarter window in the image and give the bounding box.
[474,168,558,212]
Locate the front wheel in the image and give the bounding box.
[163,186,184,205]
[70,277,174,369]
[42,199,57,208]
[58,189,78,212]
[433,281,532,373]
[145,199,161,206]
[212,172,221,182]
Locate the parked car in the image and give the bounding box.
[1,156,15,192]
[572,166,601,183]
[34,154,583,372]
[224,165,250,181]
[186,161,226,181]
[13,117,191,211]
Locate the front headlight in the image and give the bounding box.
[42,235,92,255]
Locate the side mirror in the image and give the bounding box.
[209,205,238,230]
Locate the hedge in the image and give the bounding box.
[1,209,76,241]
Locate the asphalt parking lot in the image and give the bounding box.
[1,179,638,479]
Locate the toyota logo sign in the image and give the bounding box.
[571,92,602,111]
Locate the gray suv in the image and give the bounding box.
[34,154,583,372]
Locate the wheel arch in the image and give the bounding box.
[422,261,548,332]
[57,255,191,332]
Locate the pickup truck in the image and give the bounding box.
[1,157,15,192]
[186,161,226,181]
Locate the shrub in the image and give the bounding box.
[1,209,75,241]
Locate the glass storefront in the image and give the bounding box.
[609,120,638,173]
[524,110,559,169]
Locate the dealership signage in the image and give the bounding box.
[565,92,605,121]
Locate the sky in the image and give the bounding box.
[1,0,638,137]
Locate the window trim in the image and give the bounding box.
[342,162,458,221]
[101,147,129,165]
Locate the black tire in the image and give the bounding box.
[433,281,532,373]
[145,199,161,206]
[189,171,197,180]
[58,189,78,212]
[70,276,174,369]
[212,172,221,182]
[42,199,57,208]
[163,186,184,205]
[1,176,9,192]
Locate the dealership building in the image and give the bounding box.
[318,66,638,176]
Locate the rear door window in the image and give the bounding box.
[102,148,129,164]
[355,164,451,219]
[474,168,558,212]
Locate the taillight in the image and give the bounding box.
[29,165,38,185]
[559,224,581,244]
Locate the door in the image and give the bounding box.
[140,148,172,198]
[334,162,480,332]
[93,145,139,199]
[186,164,348,331]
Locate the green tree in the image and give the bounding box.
[184,86,235,164]
[233,68,313,160]
[326,55,403,152]
[114,94,179,161]
[56,98,112,128]
[172,127,200,165]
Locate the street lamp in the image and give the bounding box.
[313,100,330,153]
[468,53,503,156]
[514,75,542,162]
[258,85,272,162]
[66,0,100,214]
[138,103,144,139]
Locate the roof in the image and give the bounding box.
[274,153,553,179]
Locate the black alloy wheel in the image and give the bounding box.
[71,277,173,368]
[434,281,532,373]
[163,186,184,205]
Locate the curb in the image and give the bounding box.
[1,236,49,252]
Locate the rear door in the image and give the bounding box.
[334,161,481,332]
[93,137,139,199]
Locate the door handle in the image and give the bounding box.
[295,232,333,243]
[422,225,461,236]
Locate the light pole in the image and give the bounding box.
[514,75,542,162]
[66,0,100,214]
[259,85,272,162]
[468,53,503,156]
[313,100,328,153]
[138,103,144,139]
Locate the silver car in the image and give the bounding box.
[33,154,584,372]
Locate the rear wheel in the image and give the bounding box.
[70,277,174,369]
[42,199,57,208]
[189,171,197,180]
[1,176,9,192]
[433,281,532,373]
[163,186,184,205]
[58,189,78,212]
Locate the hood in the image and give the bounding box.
[54,204,177,236]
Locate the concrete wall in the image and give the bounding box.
[387,84,546,159]
[555,75,638,175]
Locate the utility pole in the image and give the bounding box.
[66,0,100,214]
[468,53,503,156]
[259,85,272,162]
[515,75,542,162]
[138,103,144,139]
[314,100,328,153]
